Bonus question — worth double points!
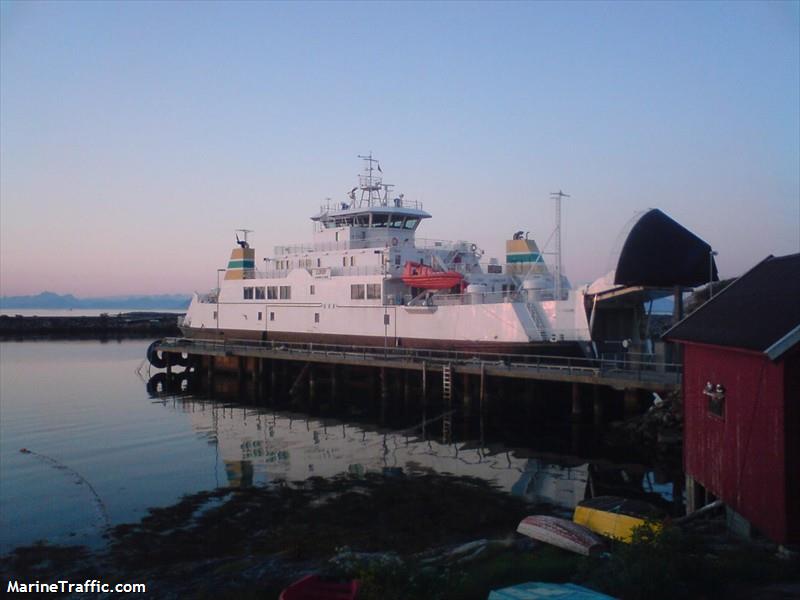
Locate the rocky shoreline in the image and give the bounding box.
[2,472,797,599]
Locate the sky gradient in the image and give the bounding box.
[2,1,798,296]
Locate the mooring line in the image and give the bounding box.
[19,448,111,531]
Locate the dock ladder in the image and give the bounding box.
[442,364,453,443]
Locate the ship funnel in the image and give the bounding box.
[505,237,546,276]
[225,231,256,280]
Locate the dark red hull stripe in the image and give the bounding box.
[180,327,586,356]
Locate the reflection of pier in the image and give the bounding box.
[147,374,680,513]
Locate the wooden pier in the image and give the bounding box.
[153,337,680,392]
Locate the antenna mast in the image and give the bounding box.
[357,152,383,207]
[550,190,570,301]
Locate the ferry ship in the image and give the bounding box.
[181,156,593,354]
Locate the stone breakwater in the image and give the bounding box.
[0,313,182,339]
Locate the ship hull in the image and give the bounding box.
[179,325,588,356]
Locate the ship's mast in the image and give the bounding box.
[550,190,569,301]
[357,152,384,207]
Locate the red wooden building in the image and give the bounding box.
[665,253,800,544]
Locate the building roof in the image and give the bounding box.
[664,253,800,360]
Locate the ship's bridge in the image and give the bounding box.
[311,202,431,231]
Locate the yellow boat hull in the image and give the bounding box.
[573,504,662,543]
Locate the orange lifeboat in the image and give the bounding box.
[401,261,464,290]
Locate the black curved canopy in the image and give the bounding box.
[614,209,717,287]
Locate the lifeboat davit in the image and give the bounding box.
[401,261,464,290]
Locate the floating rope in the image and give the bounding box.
[19,448,111,531]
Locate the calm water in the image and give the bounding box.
[0,340,670,554]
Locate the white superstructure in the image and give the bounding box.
[181,156,592,354]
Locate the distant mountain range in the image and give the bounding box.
[0,292,191,310]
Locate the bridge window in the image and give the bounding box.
[404,218,419,230]
[390,215,404,228]
[351,284,365,300]
[367,284,381,299]
[372,214,388,227]
[267,286,277,299]
[243,287,254,300]
[279,286,291,299]
[255,287,266,300]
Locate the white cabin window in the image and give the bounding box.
[257,312,263,321]
[342,256,347,267]
[367,284,381,300]
[267,286,277,299]
[310,285,315,295]
[279,286,291,300]
[351,284,365,300]
[255,287,266,300]
[316,258,321,267]
[394,255,401,266]
[243,287,254,300]
[269,312,275,321]
[314,313,320,323]
[350,256,355,266]
[213,311,217,320]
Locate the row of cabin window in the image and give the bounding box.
[275,257,358,270]
[324,215,419,229]
[243,286,291,300]
[242,285,319,300]
[351,284,381,300]
[276,258,321,270]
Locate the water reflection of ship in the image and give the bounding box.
[170,396,599,509]
[510,460,589,509]
[145,374,676,509]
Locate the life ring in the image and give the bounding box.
[146,341,168,368]
[392,237,399,247]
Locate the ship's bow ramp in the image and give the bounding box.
[614,208,718,287]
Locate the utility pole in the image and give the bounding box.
[550,190,570,303]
